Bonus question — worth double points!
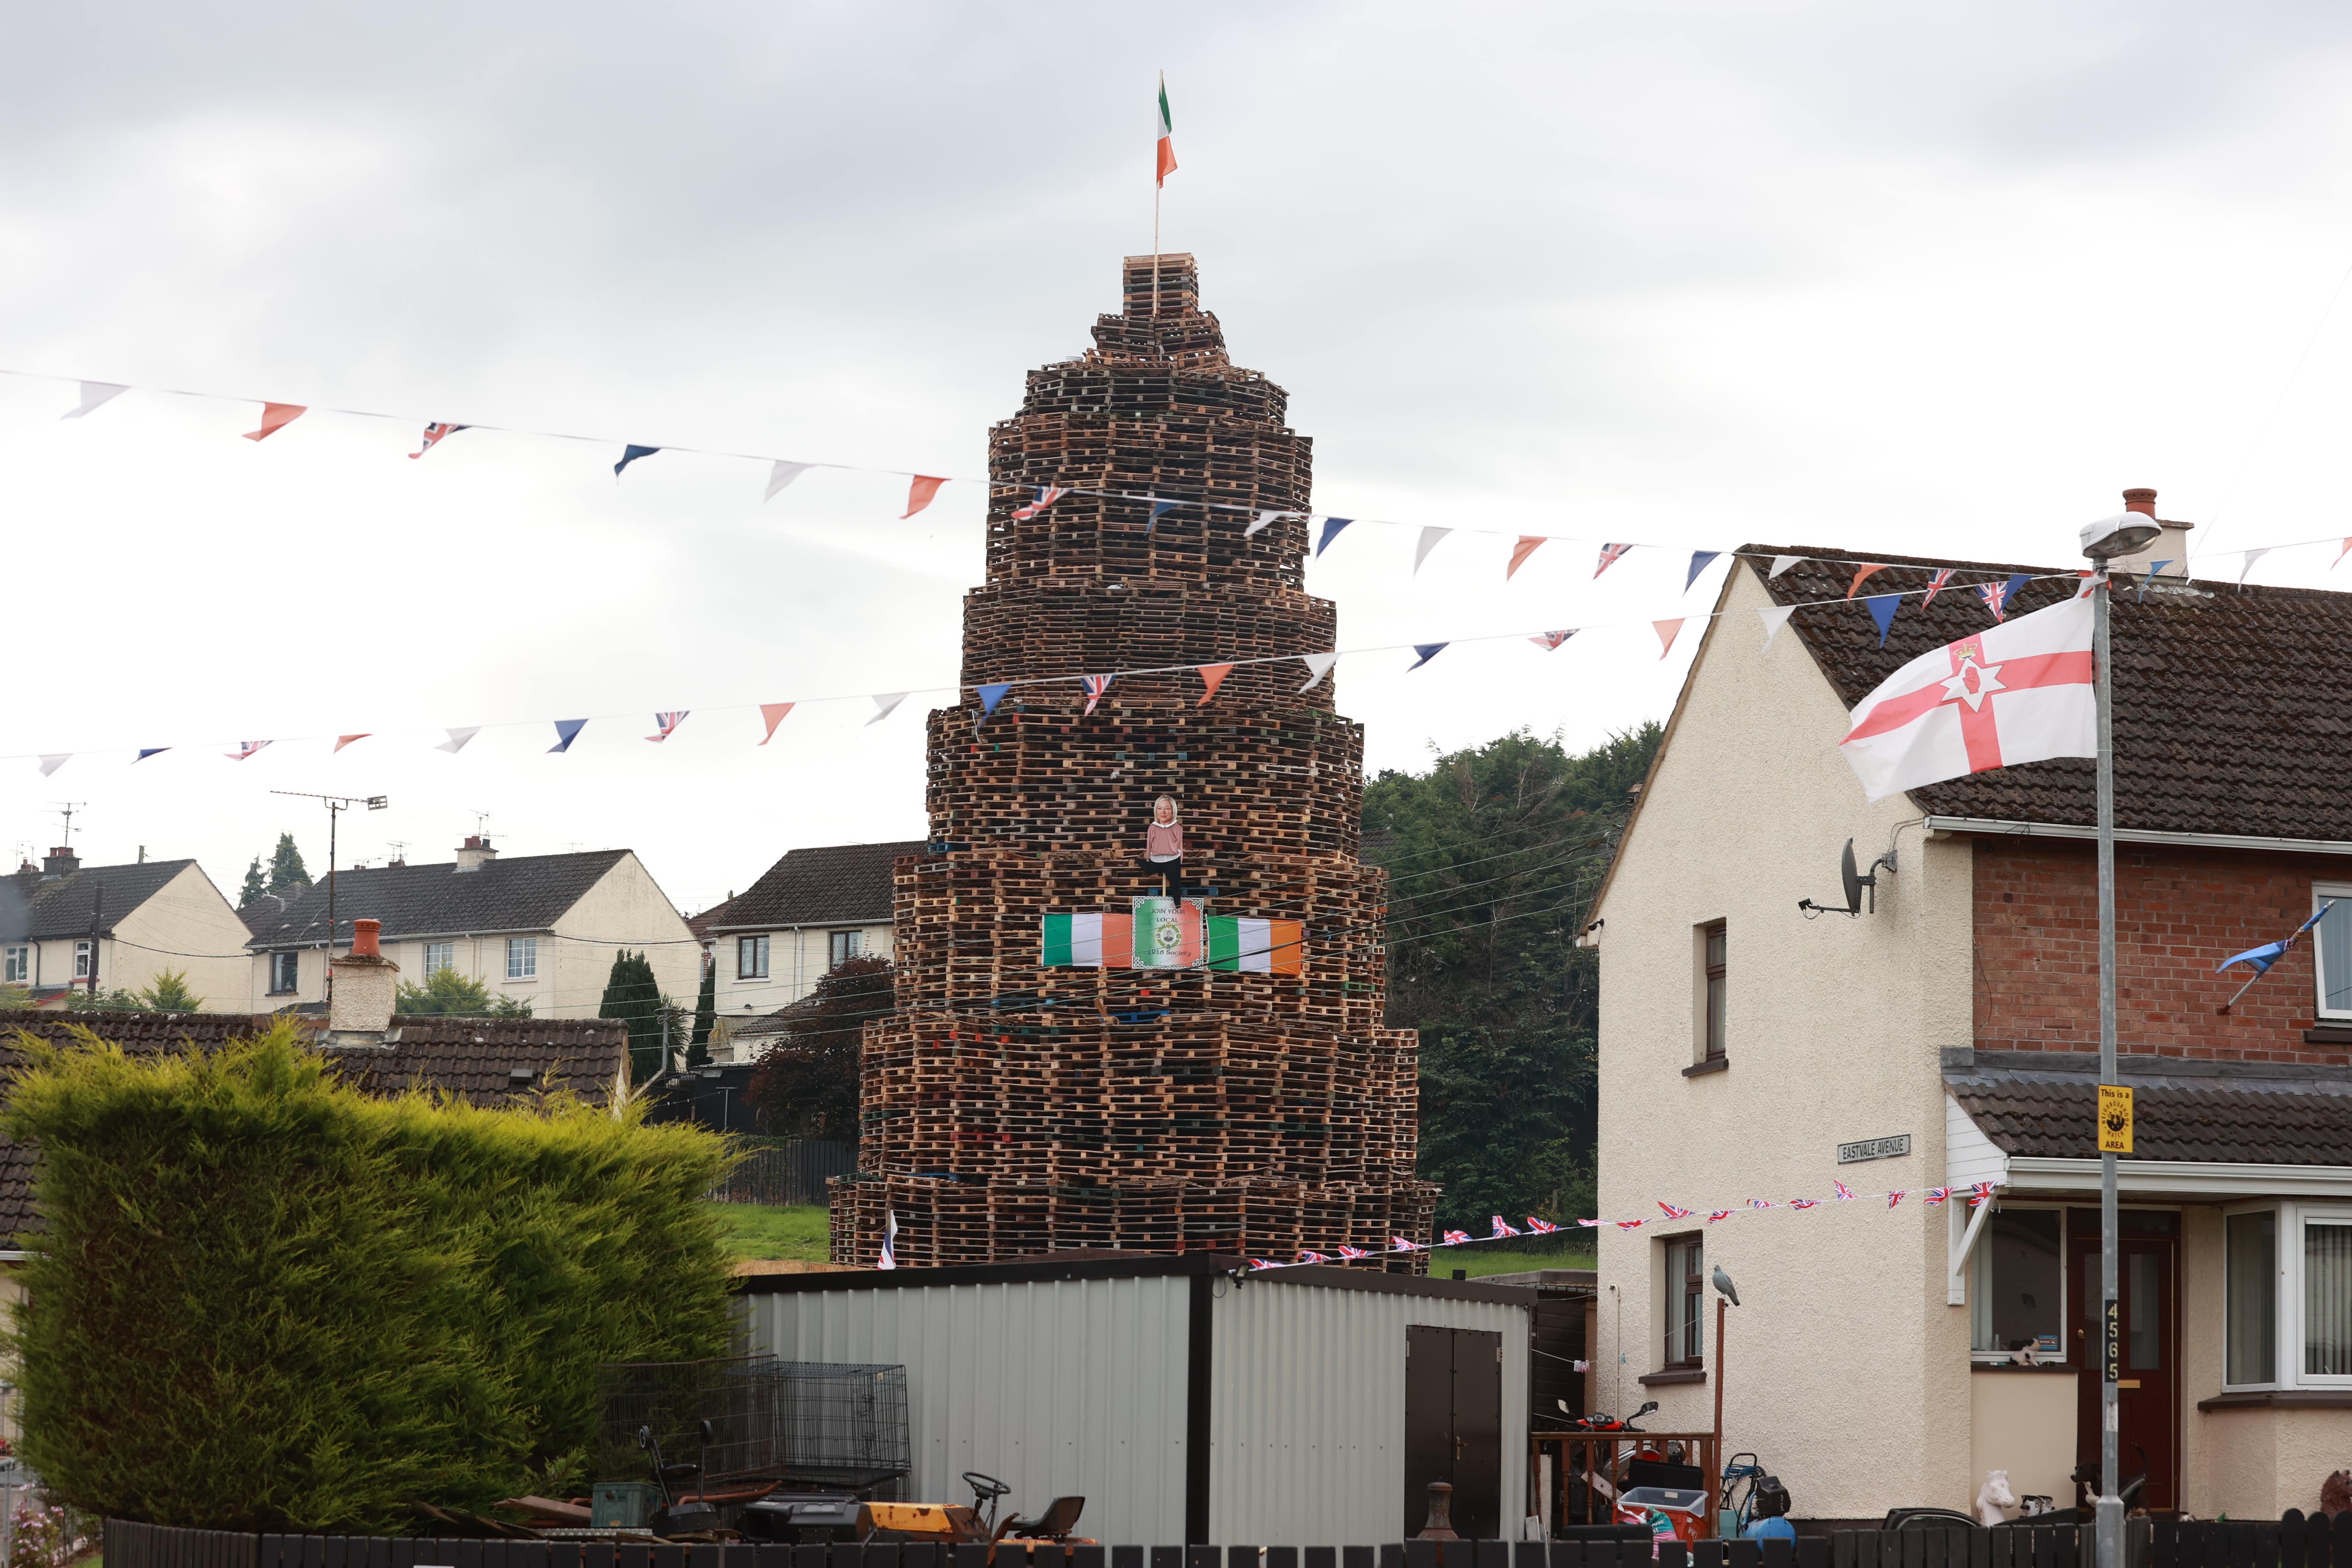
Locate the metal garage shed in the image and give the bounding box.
[736,1253,1531,1548]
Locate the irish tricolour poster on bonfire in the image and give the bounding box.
[1838,593,2097,801]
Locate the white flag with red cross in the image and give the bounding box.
[1838,593,2096,801]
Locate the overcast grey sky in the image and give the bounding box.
[6,2,2352,923]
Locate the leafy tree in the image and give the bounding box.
[744,956,890,1147]
[395,967,532,1017]
[65,988,147,1012]
[687,953,717,1069]
[600,951,669,1083]
[138,969,204,1012]
[268,833,311,894]
[239,858,267,907]
[1364,723,1662,1233]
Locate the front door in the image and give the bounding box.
[1405,1325,1504,1539]
[2068,1228,2178,1511]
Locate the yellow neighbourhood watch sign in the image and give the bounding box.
[2098,1085,2134,1154]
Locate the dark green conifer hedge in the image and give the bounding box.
[3,1022,734,1533]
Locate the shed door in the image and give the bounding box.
[1405,1325,1504,1539]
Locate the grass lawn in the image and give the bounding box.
[705,1201,831,1262]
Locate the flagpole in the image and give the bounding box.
[1152,69,1164,318]
[2090,557,2122,1568]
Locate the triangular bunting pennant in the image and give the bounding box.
[38,755,68,777]
[1315,517,1354,556]
[974,686,1011,724]
[1921,567,1955,606]
[613,444,659,477]
[1758,605,1797,649]
[1146,498,1178,533]
[764,461,813,501]
[62,382,127,420]
[1406,643,1448,671]
[1413,527,1451,575]
[759,702,796,743]
[1011,485,1066,520]
[868,692,909,726]
[1297,652,1338,692]
[135,748,168,763]
[1653,619,1685,658]
[902,475,947,518]
[548,719,588,753]
[2337,539,2352,569]
[2138,563,2173,603]
[242,403,306,442]
[1081,674,1114,716]
[1847,564,1890,600]
[1865,593,1901,647]
[1506,536,1546,579]
[1195,663,1235,706]
[1529,630,1575,651]
[228,741,271,761]
[436,727,480,754]
[410,422,467,459]
[1595,542,1633,578]
[1769,554,1803,579]
[1686,551,1722,591]
[1247,509,1303,537]
[334,734,370,752]
[646,711,689,743]
[2239,547,2270,585]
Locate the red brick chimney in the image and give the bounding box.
[2113,487,2192,579]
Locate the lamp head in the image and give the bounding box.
[2079,512,2162,562]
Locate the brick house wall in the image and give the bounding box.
[1971,837,2349,1065]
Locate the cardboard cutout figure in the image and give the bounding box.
[1144,795,1183,897]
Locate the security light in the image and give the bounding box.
[2079,512,2161,561]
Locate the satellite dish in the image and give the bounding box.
[1800,837,1882,918]
[1841,839,1863,912]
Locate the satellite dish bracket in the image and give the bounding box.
[1799,837,1896,919]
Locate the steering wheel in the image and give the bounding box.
[963,1472,1012,1501]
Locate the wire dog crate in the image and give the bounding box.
[595,1356,910,1498]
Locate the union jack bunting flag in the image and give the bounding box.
[1978,580,2012,622]
[1747,1199,1773,1211]
[227,740,272,761]
[1442,1230,1470,1246]
[1887,1191,1906,1209]
[1576,1219,1602,1228]
[646,711,689,742]
[1337,1245,1369,1260]
[1391,1236,1421,1252]
[1924,1187,1953,1205]
[1529,630,1576,651]
[1834,1181,1856,1201]
[1082,674,1113,717]
[1011,485,1067,520]
[1707,1210,1733,1224]
[1614,1219,1646,1230]
[1249,1259,1277,1271]
[1298,1250,1330,1264]
[1526,1218,1560,1234]
[1594,542,1635,579]
[1969,1182,1997,1207]
[1657,1202,1693,1220]
[1788,1198,1818,1210]
[1921,567,1956,607]
[1491,1216,1523,1237]
[410,421,467,459]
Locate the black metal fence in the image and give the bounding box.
[707,1140,856,1207]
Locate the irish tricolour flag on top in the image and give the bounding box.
[1838,593,2096,801]
[1156,73,1177,185]
[1042,899,1301,974]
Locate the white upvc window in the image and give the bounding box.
[267,951,301,995]
[2222,1202,2352,1391]
[423,942,456,976]
[74,940,94,980]
[2316,885,2352,1020]
[2,946,28,984]
[1969,1203,2067,1363]
[506,937,537,979]
[739,935,771,980]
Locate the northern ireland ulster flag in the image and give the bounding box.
[1838,594,2096,801]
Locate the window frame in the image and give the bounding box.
[2223,1202,2281,1391]
[2,945,28,985]
[2315,883,2352,1022]
[2216,1200,2352,1393]
[505,937,537,980]
[1659,1231,1706,1370]
[739,934,771,980]
[2296,1204,2352,1389]
[1699,920,1728,1064]
[423,941,456,977]
[1967,1200,2069,1365]
[73,940,93,980]
[267,950,301,996]
[829,929,862,969]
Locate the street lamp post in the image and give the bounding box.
[2079,511,2159,1568]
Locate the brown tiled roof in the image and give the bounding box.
[1950,1072,2352,1165]
[710,841,923,930]
[1750,548,2352,841]
[686,896,737,939]
[0,1010,628,1245]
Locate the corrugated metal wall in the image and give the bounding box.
[740,1277,1192,1545]
[1207,1277,1529,1546]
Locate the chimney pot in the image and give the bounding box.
[41,848,79,877]
[352,918,382,958]
[327,926,400,1038]
[2122,488,2158,516]
[2112,486,2193,579]
[453,836,498,873]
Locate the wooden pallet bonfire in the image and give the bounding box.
[831,254,1436,1269]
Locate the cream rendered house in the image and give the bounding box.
[695,839,916,1062]
[2,848,255,1010]
[241,837,696,1019]
[1585,503,2352,1525]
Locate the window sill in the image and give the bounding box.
[1682,1059,1729,1079]
[1638,1368,1707,1386]
[2197,1390,2352,1410]
[1972,1361,2072,1373]
[2304,1027,2352,1046]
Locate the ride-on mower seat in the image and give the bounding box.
[1001,1498,1086,1540]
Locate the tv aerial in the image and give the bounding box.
[1798,838,1896,919]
